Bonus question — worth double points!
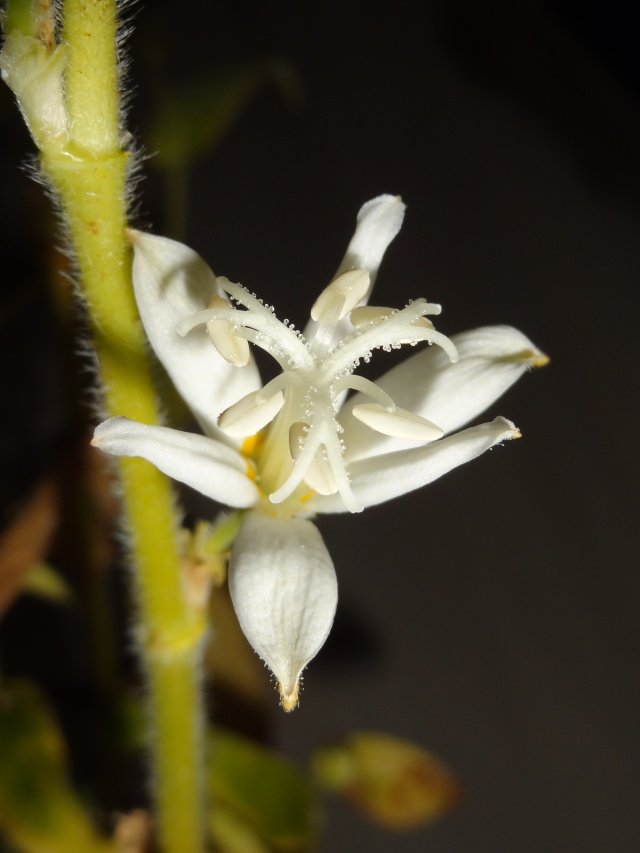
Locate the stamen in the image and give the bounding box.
[271,418,362,512]
[204,294,250,366]
[270,424,326,505]
[350,305,434,331]
[333,374,396,410]
[324,299,458,377]
[311,269,370,324]
[256,371,296,404]
[321,424,362,512]
[352,403,443,441]
[178,278,314,371]
[218,389,285,437]
[289,423,338,495]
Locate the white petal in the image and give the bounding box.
[130,231,261,439]
[92,417,259,508]
[308,417,519,513]
[303,195,405,343]
[335,194,406,286]
[228,512,338,711]
[341,326,546,461]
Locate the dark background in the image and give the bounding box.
[2,1,639,851]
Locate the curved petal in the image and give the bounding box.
[304,195,406,343]
[341,326,546,461]
[92,417,259,508]
[308,417,519,513]
[228,512,338,711]
[130,231,261,440]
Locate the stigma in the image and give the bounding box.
[178,271,458,514]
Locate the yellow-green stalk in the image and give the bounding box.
[1,2,207,851]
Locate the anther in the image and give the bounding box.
[311,269,371,325]
[205,291,250,366]
[352,403,444,442]
[218,389,285,436]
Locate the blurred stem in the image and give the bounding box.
[34,2,206,851]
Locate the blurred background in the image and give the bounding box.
[1,1,639,851]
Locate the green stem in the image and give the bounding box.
[36,3,206,851]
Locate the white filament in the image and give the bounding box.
[181,272,458,512]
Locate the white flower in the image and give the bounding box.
[93,195,546,710]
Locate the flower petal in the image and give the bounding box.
[228,512,338,711]
[304,195,405,343]
[308,417,519,513]
[92,417,259,508]
[341,326,546,461]
[130,231,261,439]
[335,194,406,288]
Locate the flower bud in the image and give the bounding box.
[0,3,68,150]
[313,732,459,828]
[228,512,338,711]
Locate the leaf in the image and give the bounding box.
[23,561,73,603]
[313,732,460,829]
[146,57,301,170]
[209,805,269,853]
[205,585,269,708]
[0,681,117,853]
[0,478,58,616]
[207,728,316,851]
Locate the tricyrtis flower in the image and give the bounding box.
[93,195,546,709]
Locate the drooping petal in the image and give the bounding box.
[130,231,261,439]
[307,417,519,513]
[340,326,546,461]
[304,195,405,344]
[92,417,259,508]
[228,512,338,711]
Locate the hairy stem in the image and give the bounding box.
[38,2,206,851]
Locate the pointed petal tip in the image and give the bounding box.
[92,417,123,447]
[279,679,300,712]
[229,513,338,711]
[502,344,549,369]
[357,193,406,228]
[362,193,404,211]
[530,351,550,368]
[495,417,521,440]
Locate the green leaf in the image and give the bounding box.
[147,57,301,170]
[209,805,270,853]
[207,728,316,851]
[4,0,41,38]
[0,681,116,853]
[23,562,73,603]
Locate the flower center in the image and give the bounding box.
[178,271,458,513]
